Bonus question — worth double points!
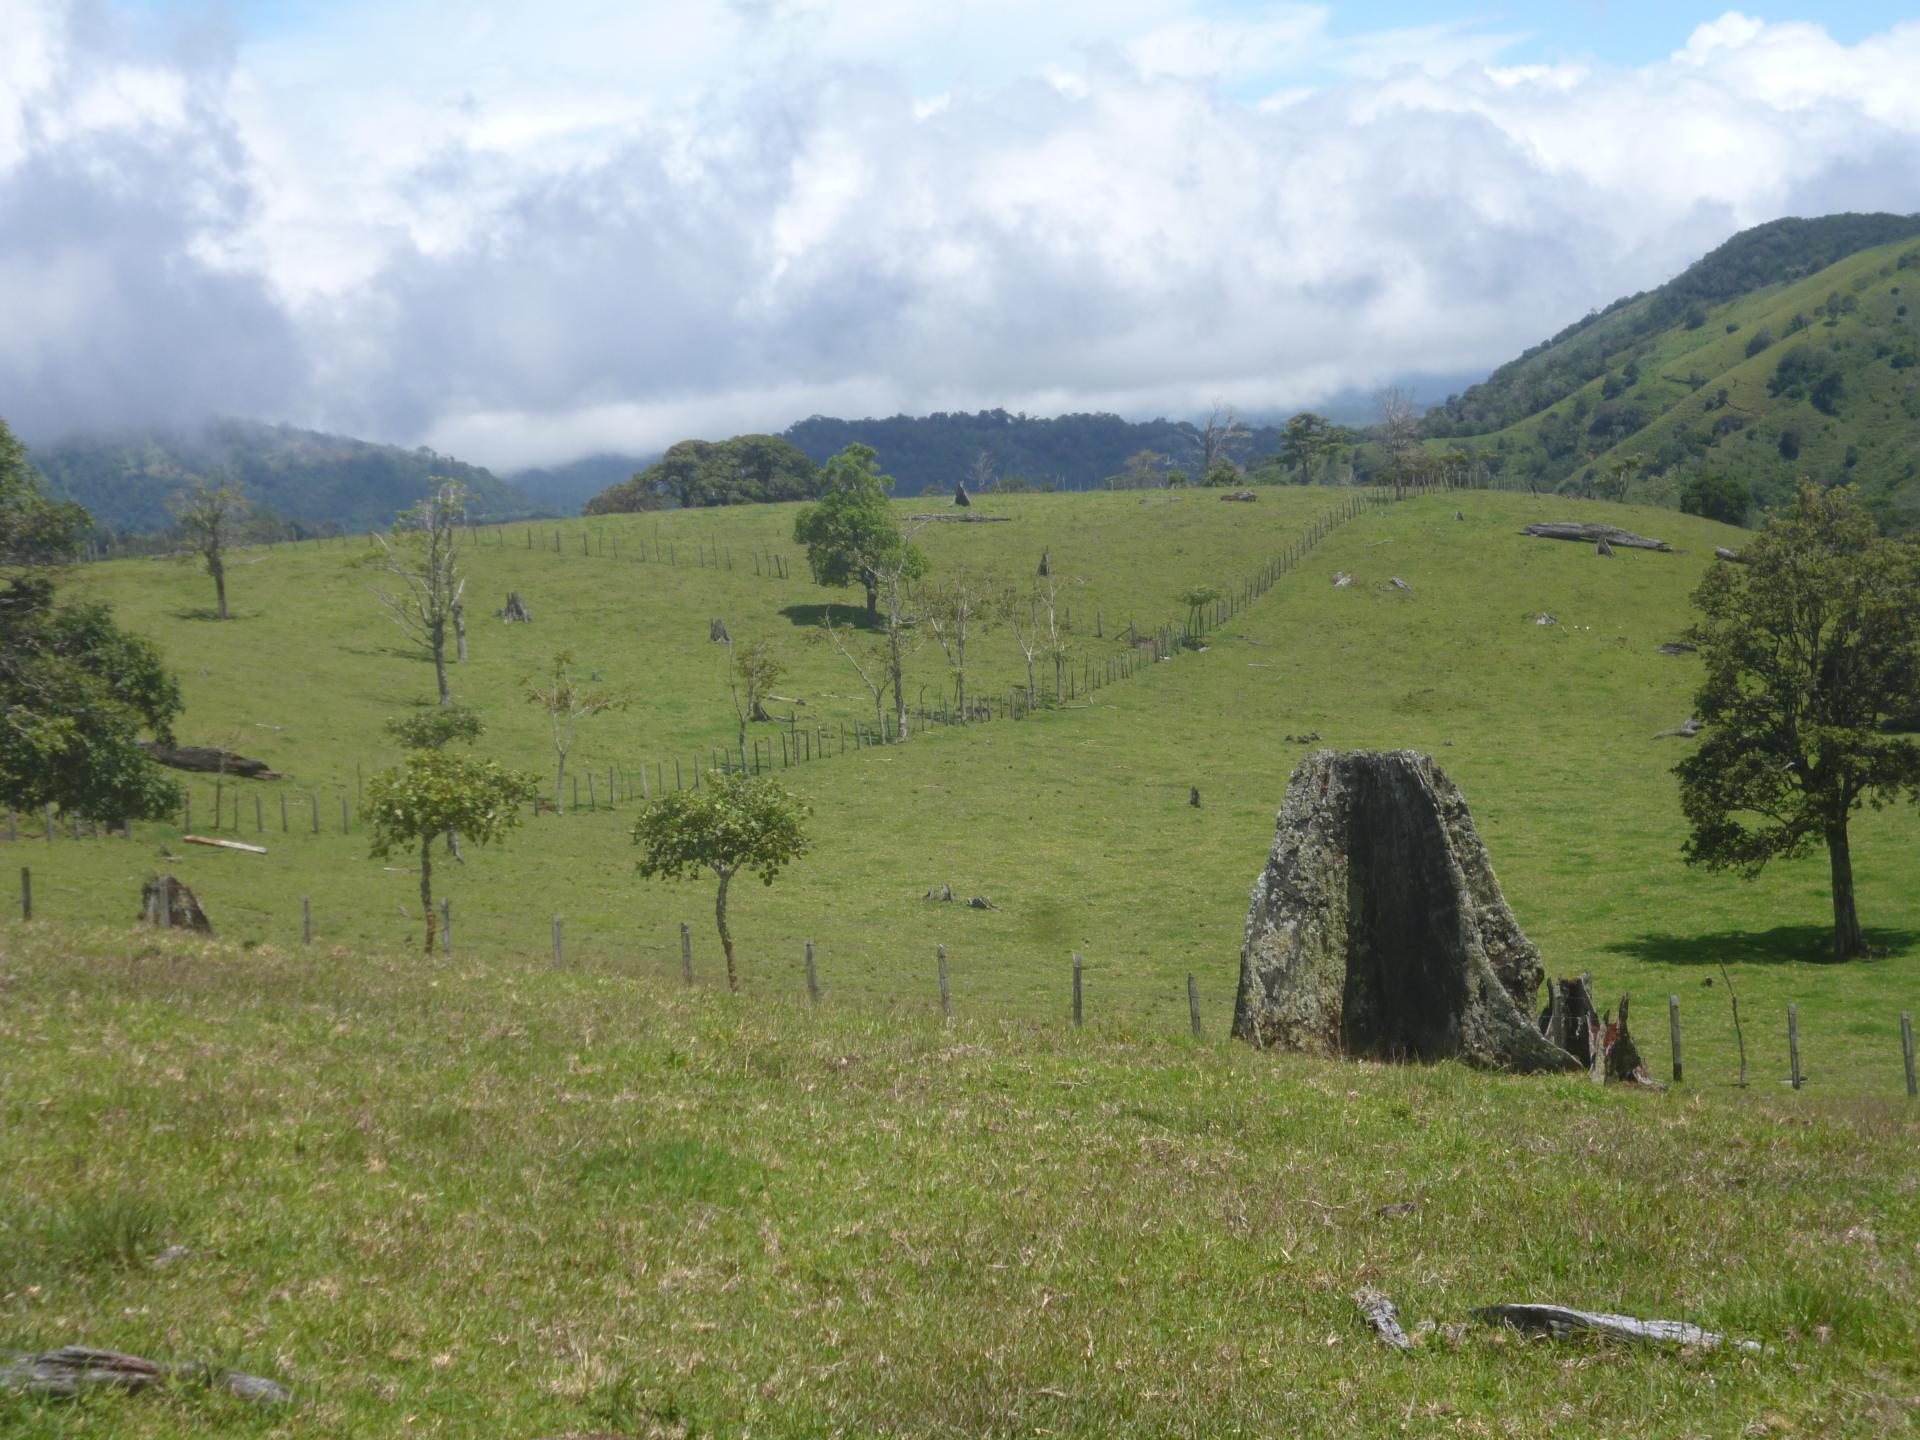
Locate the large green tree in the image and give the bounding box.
[632,771,811,992]
[792,444,921,618]
[0,417,181,822]
[1676,481,1920,960]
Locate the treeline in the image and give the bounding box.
[29,418,542,534]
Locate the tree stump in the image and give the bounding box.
[709,617,730,643]
[140,874,212,934]
[1232,750,1577,1073]
[954,480,970,507]
[496,592,532,622]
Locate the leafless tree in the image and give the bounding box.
[921,569,1003,718]
[525,650,633,814]
[1375,387,1422,497]
[819,607,891,732]
[1189,403,1252,479]
[367,479,467,705]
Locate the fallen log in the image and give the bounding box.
[1471,1304,1760,1353]
[182,835,266,854]
[0,1345,291,1404]
[137,742,280,780]
[1522,522,1672,552]
[1714,547,1748,564]
[1353,1290,1413,1351]
[907,513,1014,523]
[1653,718,1701,739]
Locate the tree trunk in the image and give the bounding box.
[888,618,909,739]
[453,598,468,662]
[864,579,879,620]
[1826,820,1866,960]
[554,752,567,816]
[715,868,737,992]
[432,626,450,706]
[213,565,228,620]
[420,835,435,953]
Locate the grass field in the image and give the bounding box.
[3,484,1918,1435]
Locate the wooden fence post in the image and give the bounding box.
[938,943,951,1019]
[1669,994,1682,1084]
[1072,952,1083,1028]
[680,921,693,984]
[1904,1012,1916,1099]
[280,793,288,832]
[311,793,319,833]
[20,866,29,921]
[440,898,451,955]
[1788,1003,1801,1090]
[301,895,311,945]
[255,792,263,832]
[805,940,819,1004]
[341,794,350,834]
[552,916,563,969]
[1188,973,1201,1038]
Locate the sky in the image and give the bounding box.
[3,1,1919,470]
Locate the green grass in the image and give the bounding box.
[3,483,1918,1433]
[1,929,1915,1436]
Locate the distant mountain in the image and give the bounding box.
[1422,213,1920,529]
[780,409,1288,493]
[29,418,543,534]
[509,453,657,514]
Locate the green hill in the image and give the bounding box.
[8,486,1918,1434]
[1421,215,1920,529]
[29,418,543,535]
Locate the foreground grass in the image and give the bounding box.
[2,928,1916,1437]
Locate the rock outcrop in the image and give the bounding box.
[1232,749,1578,1073]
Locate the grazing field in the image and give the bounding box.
[1,929,1916,1438]
[3,484,1918,1434]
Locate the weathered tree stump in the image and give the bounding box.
[954,480,971,507]
[1233,750,1577,1072]
[496,592,532,622]
[0,1346,289,1404]
[140,874,212,934]
[709,617,730,643]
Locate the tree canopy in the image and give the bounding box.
[1675,480,1920,959]
[792,445,925,617]
[585,435,822,513]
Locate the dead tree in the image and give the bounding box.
[367,479,467,705]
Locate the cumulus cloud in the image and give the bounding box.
[2,2,1918,467]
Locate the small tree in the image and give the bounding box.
[632,771,811,992]
[169,481,248,619]
[525,652,634,814]
[367,479,467,705]
[1177,583,1226,636]
[921,568,1003,717]
[726,636,784,768]
[384,703,486,753]
[365,749,535,952]
[1676,481,1920,960]
[818,607,891,732]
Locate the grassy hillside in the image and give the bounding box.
[5,485,1918,1434]
[1422,219,1920,529]
[29,419,542,537]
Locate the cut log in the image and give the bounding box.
[1388,577,1413,592]
[1653,717,1702,739]
[1471,1304,1760,1352]
[1353,1290,1413,1351]
[907,513,1014,523]
[182,835,266,854]
[495,591,532,622]
[0,1345,291,1404]
[137,742,279,780]
[967,896,997,910]
[1233,750,1580,1073]
[1332,571,1352,587]
[140,874,213,933]
[1220,490,1258,501]
[1522,522,1672,552]
[1714,546,1748,564]
[1657,642,1697,656]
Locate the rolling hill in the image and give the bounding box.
[28,418,544,536]
[1422,214,1920,528]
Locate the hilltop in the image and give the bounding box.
[28,418,543,535]
[1423,214,1920,527]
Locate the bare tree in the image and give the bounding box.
[525,651,634,814]
[967,449,998,495]
[1008,570,1074,703]
[1188,404,1252,479]
[367,479,467,705]
[819,607,890,732]
[169,481,248,619]
[1375,387,1421,498]
[725,636,783,767]
[921,569,1003,718]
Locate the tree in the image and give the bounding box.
[818,606,891,731]
[1375,387,1422,496]
[168,480,248,619]
[726,636,783,767]
[1178,583,1226,636]
[1680,471,1750,526]
[1108,449,1166,490]
[0,416,180,822]
[525,652,634,814]
[1279,412,1339,482]
[1186,404,1250,478]
[921,568,1003,717]
[632,771,811,992]
[1594,454,1645,502]
[366,749,536,952]
[367,479,467,705]
[793,445,927,736]
[1675,481,1920,960]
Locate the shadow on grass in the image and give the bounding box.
[168,607,255,622]
[778,603,881,632]
[1602,924,1919,967]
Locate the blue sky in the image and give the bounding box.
[7,1,1920,463]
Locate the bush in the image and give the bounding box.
[1680,471,1750,526]
[1745,327,1773,358]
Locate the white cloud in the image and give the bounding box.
[1,2,1918,468]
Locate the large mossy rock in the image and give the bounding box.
[1232,749,1578,1073]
